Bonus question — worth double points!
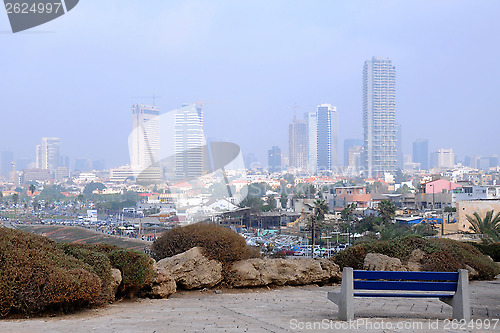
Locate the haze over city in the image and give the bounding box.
[1,0,499,167]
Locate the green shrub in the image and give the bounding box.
[151,223,259,265]
[58,243,114,303]
[108,249,154,295]
[332,235,500,280]
[468,242,500,261]
[0,228,101,317]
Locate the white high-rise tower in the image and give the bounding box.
[130,104,160,171]
[363,57,397,178]
[174,103,204,180]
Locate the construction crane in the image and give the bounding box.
[131,95,162,106]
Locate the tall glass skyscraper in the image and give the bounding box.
[268,146,282,173]
[362,57,396,178]
[412,139,429,170]
[316,104,338,172]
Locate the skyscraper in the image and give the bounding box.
[130,104,160,171]
[306,112,317,173]
[431,148,455,169]
[362,57,397,178]
[396,124,403,170]
[344,139,363,167]
[412,139,429,170]
[36,137,60,170]
[268,146,282,173]
[288,119,308,170]
[316,104,338,172]
[174,103,204,180]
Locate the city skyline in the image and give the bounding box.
[1,1,500,167]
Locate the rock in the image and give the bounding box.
[405,249,426,271]
[110,268,122,296]
[144,261,177,298]
[156,247,222,290]
[227,258,340,287]
[149,277,177,298]
[317,258,342,283]
[465,264,479,280]
[363,253,407,271]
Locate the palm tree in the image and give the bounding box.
[467,210,500,243]
[378,199,396,225]
[341,203,357,244]
[310,199,328,256]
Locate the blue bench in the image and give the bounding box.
[328,267,470,321]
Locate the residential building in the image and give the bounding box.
[344,139,363,167]
[130,104,160,171]
[37,137,60,170]
[362,57,397,178]
[431,148,455,170]
[416,178,461,209]
[396,123,403,169]
[412,139,429,170]
[306,111,317,173]
[23,168,52,183]
[288,119,308,170]
[268,146,282,173]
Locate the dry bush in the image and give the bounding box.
[0,228,101,317]
[151,223,259,265]
[58,243,114,303]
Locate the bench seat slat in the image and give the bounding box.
[353,292,454,298]
[353,270,459,281]
[354,280,458,292]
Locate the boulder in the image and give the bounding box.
[227,258,340,287]
[156,247,222,290]
[143,260,177,298]
[110,268,122,296]
[405,249,426,271]
[363,253,407,271]
[465,264,479,280]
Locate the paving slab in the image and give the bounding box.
[0,277,499,333]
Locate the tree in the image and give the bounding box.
[12,193,19,216]
[261,195,277,212]
[279,193,288,209]
[83,182,106,196]
[341,203,357,244]
[29,184,36,196]
[310,199,328,255]
[466,210,500,243]
[378,200,396,224]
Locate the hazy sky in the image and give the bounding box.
[1,0,499,168]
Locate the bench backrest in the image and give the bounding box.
[352,270,459,292]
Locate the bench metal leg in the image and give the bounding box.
[440,269,470,321]
[327,267,354,321]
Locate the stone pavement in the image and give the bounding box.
[1,277,499,333]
